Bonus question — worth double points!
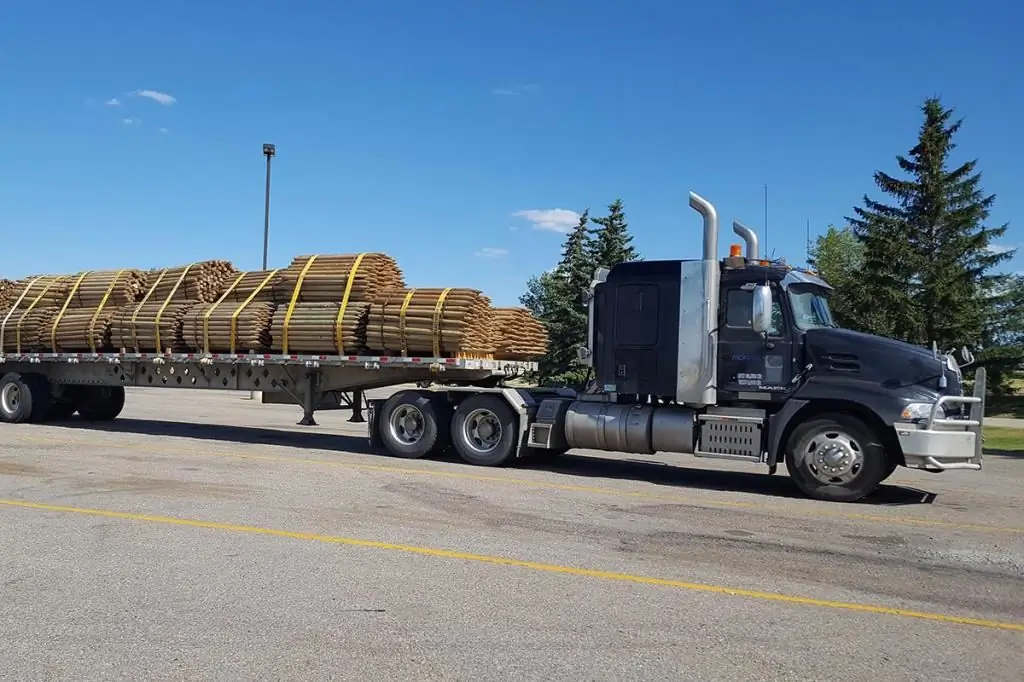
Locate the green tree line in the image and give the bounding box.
[522,96,1022,394]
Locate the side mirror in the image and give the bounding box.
[961,346,975,367]
[752,284,772,334]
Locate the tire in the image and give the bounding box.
[378,391,451,459]
[22,374,54,423]
[77,385,126,422]
[0,373,34,424]
[450,394,518,467]
[784,412,890,502]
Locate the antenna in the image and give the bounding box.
[763,184,768,255]
[806,219,811,267]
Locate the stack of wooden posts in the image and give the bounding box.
[367,287,497,358]
[182,301,277,353]
[282,253,405,303]
[492,307,549,360]
[0,308,52,351]
[0,279,14,310]
[270,302,370,354]
[145,261,236,303]
[109,302,196,353]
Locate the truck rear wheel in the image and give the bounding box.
[378,391,451,459]
[450,394,518,467]
[0,372,54,424]
[784,412,889,502]
[77,386,125,422]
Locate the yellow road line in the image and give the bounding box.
[16,435,1024,535]
[0,497,1020,633]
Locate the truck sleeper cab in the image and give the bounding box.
[368,191,985,503]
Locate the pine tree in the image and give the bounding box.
[846,97,1011,352]
[520,210,594,385]
[588,199,640,268]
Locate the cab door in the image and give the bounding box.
[716,282,793,401]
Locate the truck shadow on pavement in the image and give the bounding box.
[48,417,937,507]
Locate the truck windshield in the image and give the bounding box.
[788,286,836,330]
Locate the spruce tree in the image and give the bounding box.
[588,199,640,268]
[846,97,1011,352]
[807,225,864,329]
[520,210,594,385]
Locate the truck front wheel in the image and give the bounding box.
[784,412,890,502]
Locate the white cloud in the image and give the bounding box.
[475,247,509,259]
[513,208,581,234]
[985,244,1015,255]
[159,127,169,134]
[122,117,139,125]
[105,97,121,107]
[133,89,177,105]
[492,84,539,97]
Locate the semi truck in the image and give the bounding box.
[0,191,986,502]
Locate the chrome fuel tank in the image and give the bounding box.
[564,401,696,455]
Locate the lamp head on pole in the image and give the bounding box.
[263,143,276,158]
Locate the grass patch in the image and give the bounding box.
[983,427,1024,455]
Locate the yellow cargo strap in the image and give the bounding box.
[334,252,367,356]
[203,271,247,354]
[281,255,318,354]
[50,270,91,352]
[398,288,417,357]
[230,269,278,354]
[131,269,167,352]
[154,264,194,353]
[432,288,452,358]
[88,269,125,353]
[0,275,41,353]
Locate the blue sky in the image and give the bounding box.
[2,0,1021,306]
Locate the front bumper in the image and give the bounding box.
[896,367,986,472]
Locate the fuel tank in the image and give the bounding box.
[563,401,696,455]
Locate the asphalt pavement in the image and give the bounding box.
[1,388,1021,680]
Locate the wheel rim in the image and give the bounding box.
[461,408,503,454]
[388,404,426,446]
[801,427,864,485]
[1,383,20,415]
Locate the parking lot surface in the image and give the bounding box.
[1,388,1022,680]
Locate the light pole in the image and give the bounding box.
[248,142,275,402]
[262,143,275,270]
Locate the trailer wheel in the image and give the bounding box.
[77,386,125,422]
[450,394,518,467]
[784,412,889,502]
[0,373,34,423]
[379,391,451,459]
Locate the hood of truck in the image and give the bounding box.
[802,327,959,395]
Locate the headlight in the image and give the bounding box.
[900,402,935,421]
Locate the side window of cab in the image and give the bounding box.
[725,287,783,336]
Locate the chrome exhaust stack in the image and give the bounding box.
[689,191,719,261]
[731,221,759,260]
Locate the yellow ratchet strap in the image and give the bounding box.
[87,270,125,353]
[204,271,247,354]
[0,275,41,353]
[334,253,366,356]
[230,269,278,354]
[154,264,194,353]
[398,288,417,357]
[432,288,452,358]
[132,269,167,353]
[50,271,91,352]
[281,255,318,354]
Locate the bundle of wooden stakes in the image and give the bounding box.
[213,270,290,304]
[0,308,53,352]
[6,275,71,309]
[0,279,14,310]
[109,302,196,353]
[270,302,370,354]
[492,307,549,360]
[368,288,496,358]
[145,261,236,303]
[282,253,405,303]
[36,307,117,353]
[62,270,149,308]
[182,301,277,353]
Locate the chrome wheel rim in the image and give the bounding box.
[1,382,20,416]
[388,404,425,445]
[802,427,864,485]
[461,408,502,454]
